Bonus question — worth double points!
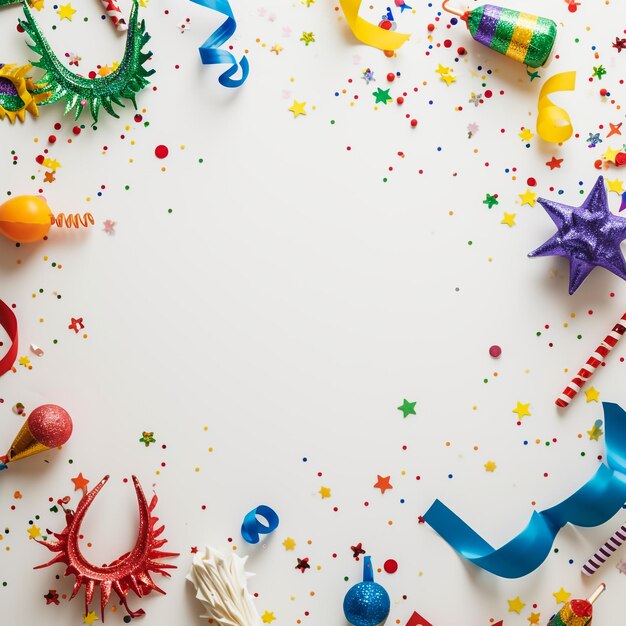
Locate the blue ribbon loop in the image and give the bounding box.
[423,402,626,578]
[190,0,249,88]
[241,505,279,544]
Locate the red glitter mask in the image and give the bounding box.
[35,475,178,620]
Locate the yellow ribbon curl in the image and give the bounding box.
[536,71,576,143]
[338,0,410,51]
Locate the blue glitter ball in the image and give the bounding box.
[343,557,390,626]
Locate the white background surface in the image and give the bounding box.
[1,0,626,624]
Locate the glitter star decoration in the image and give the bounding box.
[528,176,626,294]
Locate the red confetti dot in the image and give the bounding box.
[54,122,62,130]
[427,23,435,31]
[380,19,393,30]
[387,72,395,82]
[568,2,577,11]
[616,153,626,166]
[48,135,56,144]
[72,126,81,135]
[384,559,398,574]
[155,144,169,159]
[396,96,404,104]
[35,154,44,164]
[443,39,452,48]
[600,88,608,96]
[489,345,502,358]
[527,177,536,187]
[410,119,418,128]
[134,114,143,123]
[484,90,493,98]
[457,46,466,55]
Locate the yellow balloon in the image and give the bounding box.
[0,195,53,243]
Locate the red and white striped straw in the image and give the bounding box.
[555,312,626,408]
[99,0,128,31]
[582,524,626,576]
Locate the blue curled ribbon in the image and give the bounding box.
[190,0,249,88]
[241,505,279,544]
[423,402,626,578]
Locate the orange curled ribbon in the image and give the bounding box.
[338,0,410,51]
[537,71,576,143]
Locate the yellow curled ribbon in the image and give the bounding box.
[338,0,410,51]
[536,71,576,143]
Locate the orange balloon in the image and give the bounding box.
[0,195,53,243]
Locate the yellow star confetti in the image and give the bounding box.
[508,596,526,614]
[553,587,571,604]
[57,3,76,20]
[585,386,600,403]
[27,524,41,539]
[484,460,496,472]
[528,612,541,624]
[319,486,331,499]
[83,612,99,625]
[519,128,535,141]
[587,422,603,441]
[501,212,516,227]
[282,537,296,550]
[603,146,620,163]
[18,356,30,367]
[519,189,538,206]
[42,158,61,171]
[440,73,456,86]
[606,179,625,194]
[512,402,531,419]
[261,611,277,623]
[288,100,307,118]
[270,44,283,55]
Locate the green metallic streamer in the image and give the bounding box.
[19,0,155,122]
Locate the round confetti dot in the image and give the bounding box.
[155,145,169,159]
[383,559,398,573]
[387,72,395,82]
[410,119,418,128]
[489,345,502,358]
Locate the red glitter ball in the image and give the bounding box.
[489,345,502,358]
[54,122,61,130]
[427,23,435,31]
[155,145,169,159]
[35,154,45,164]
[387,72,395,82]
[484,90,493,98]
[134,114,143,123]
[72,126,81,135]
[384,559,398,573]
[410,119,418,127]
[600,88,608,96]
[457,46,466,55]
[396,96,404,104]
[48,135,56,144]
[527,177,536,187]
[443,39,452,48]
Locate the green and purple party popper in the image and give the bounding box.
[442,1,557,68]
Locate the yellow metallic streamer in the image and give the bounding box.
[536,71,576,143]
[338,0,410,51]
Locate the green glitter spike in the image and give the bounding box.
[19,0,154,122]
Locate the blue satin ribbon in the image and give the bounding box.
[190,0,249,88]
[241,505,279,544]
[423,402,626,578]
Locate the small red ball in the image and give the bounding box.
[410,119,418,127]
[384,559,398,574]
[72,126,81,135]
[387,72,395,82]
[155,144,169,159]
[48,135,56,144]
[600,88,608,96]
[489,345,502,358]
[396,96,404,104]
[457,46,466,55]
[427,23,435,31]
[28,405,73,448]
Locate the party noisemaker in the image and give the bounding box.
[0,195,93,243]
[442,1,557,68]
[0,404,73,470]
[547,583,606,626]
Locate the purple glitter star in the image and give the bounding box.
[528,176,626,294]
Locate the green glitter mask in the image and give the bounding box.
[19,0,155,122]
